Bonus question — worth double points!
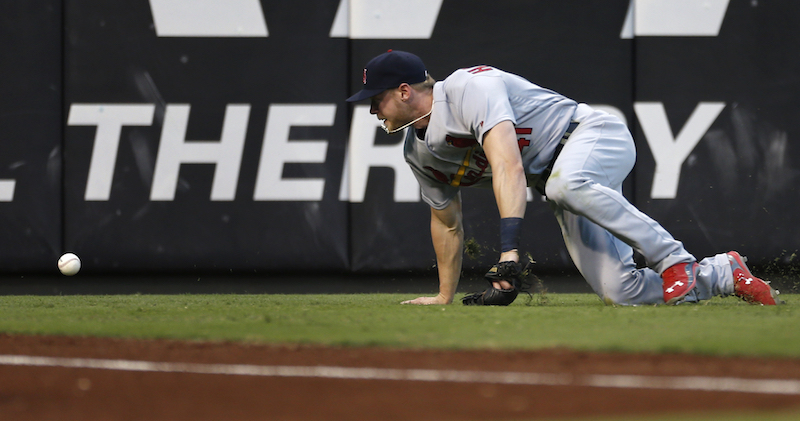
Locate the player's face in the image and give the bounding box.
[369,90,389,115]
[370,88,411,132]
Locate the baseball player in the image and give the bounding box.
[347,50,782,306]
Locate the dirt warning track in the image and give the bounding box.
[1,334,799,420]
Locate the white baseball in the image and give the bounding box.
[58,253,81,276]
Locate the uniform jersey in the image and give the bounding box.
[403,66,578,209]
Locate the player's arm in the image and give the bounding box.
[401,195,463,305]
[482,120,527,266]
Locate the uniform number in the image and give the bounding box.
[515,128,532,152]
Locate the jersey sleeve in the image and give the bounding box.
[459,74,517,144]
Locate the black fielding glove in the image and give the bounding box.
[462,261,524,306]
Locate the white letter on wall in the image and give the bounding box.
[339,105,420,203]
[68,104,156,201]
[635,102,725,199]
[150,104,249,201]
[254,104,334,201]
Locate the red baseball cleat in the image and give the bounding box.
[662,262,699,305]
[727,251,783,305]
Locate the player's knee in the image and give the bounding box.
[598,280,635,306]
[543,172,590,208]
[600,271,653,306]
[602,283,628,305]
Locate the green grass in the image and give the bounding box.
[0,293,798,357]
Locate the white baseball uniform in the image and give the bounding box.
[404,66,734,304]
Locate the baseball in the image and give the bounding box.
[57,253,81,276]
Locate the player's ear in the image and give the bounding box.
[397,83,412,101]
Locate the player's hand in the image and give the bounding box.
[401,295,451,305]
[491,280,513,290]
[494,251,519,290]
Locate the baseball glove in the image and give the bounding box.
[462,260,532,306]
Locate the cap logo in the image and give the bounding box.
[363,68,367,85]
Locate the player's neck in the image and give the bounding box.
[412,94,434,129]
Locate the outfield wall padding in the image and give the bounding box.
[0,1,63,271]
[1,0,798,275]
